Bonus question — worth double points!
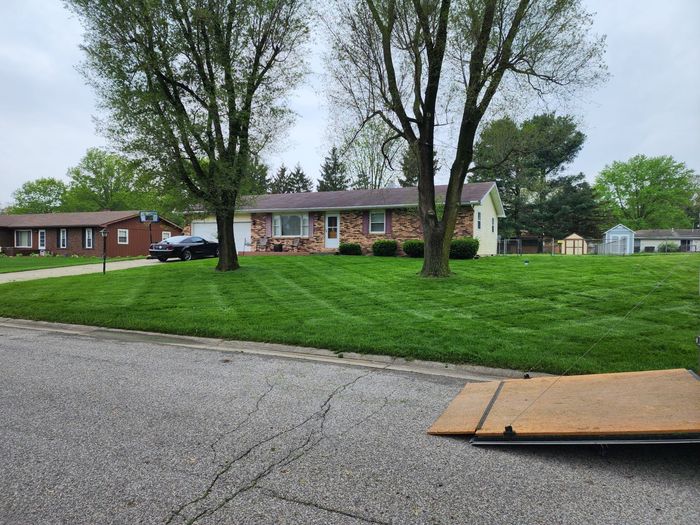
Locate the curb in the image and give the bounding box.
[0,317,550,382]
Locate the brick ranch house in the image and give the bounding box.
[0,210,182,257]
[188,182,505,256]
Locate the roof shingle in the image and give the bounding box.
[0,210,140,228]
[237,182,497,212]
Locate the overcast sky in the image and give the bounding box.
[1,0,698,206]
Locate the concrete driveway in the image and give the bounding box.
[0,258,159,284]
[1,324,698,524]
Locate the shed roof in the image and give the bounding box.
[635,229,700,240]
[604,223,635,234]
[237,182,505,216]
[563,233,585,240]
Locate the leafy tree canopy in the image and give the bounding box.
[594,155,699,230]
[9,178,67,214]
[472,113,586,237]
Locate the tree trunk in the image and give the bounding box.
[420,223,451,277]
[215,210,240,272]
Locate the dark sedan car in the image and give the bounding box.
[149,235,219,262]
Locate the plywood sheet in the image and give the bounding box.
[428,381,501,435]
[429,369,700,439]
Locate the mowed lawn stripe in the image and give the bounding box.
[0,254,696,374]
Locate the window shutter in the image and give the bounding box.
[362,211,369,235]
[385,210,393,235]
[265,213,272,237]
[308,213,314,237]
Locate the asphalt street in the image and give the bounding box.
[1,325,698,524]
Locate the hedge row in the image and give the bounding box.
[338,238,479,259]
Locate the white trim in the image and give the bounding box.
[14,229,32,248]
[59,228,67,249]
[38,229,46,250]
[369,210,386,234]
[117,229,129,244]
[325,213,340,249]
[272,213,309,238]
[85,228,94,249]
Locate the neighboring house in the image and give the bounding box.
[602,224,635,255]
[189,182,505,256]
[560,233,588,255]
[634,229,700,252]
[0,211,182,257]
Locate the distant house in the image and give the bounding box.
[0,211,182,257]
[560,233,588,255]
[602,224,635,255]
[635,229,700,253]
[188,182,505,256]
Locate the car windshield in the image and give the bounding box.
[162,236,189,244]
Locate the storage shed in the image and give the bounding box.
[602,224,635,255]
[560,233,588,255]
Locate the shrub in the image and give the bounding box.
[338,242,363,256]
[450,237,479,259]
[402,239,424,258]
[372,239,398,257]
[656,242,680,253]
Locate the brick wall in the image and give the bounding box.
[250,207,474,254]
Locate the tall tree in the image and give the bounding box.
[67,0,310,271]
[346,120,401,189]
[472,113,586,236]
[317,147,350,191]
[328,0,606,276]
[398,145,439,187]
[594,155,699,230]
[62,148,140,211]
[9,178,67,214]
[535,173,603,239]
[268,163,313,193]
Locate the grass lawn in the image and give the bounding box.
[0,256,140,273]
[0,254,697,374]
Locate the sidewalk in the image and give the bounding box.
[0,258,158,284]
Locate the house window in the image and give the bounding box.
[117,229,129,244]
[491,217,495,233]
[85,228,94,249]
[15,230,32,248]
[272,214,309,237]
[38,230,46,250]
[477,211,482,230]
[369,210,385,233]
[161,231,171,241]
[59,228,67,249]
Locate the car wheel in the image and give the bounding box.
[181,249,192,261]
[157,256,168,262]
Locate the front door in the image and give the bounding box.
[325,213,340,249]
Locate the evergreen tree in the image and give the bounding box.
[317,147,350,191]
[268,163,313,193]
[399,146,439,187]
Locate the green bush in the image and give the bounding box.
[450,237,479,259]
[656,242,680,253]
[338,242,363,255]
[372,239,398,257]
[402,239,424,258]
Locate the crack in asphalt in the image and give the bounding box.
[165,366,387,525]
[209,377,276,466]
[256,487,391,525]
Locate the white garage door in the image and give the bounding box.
[191,220,252,252]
